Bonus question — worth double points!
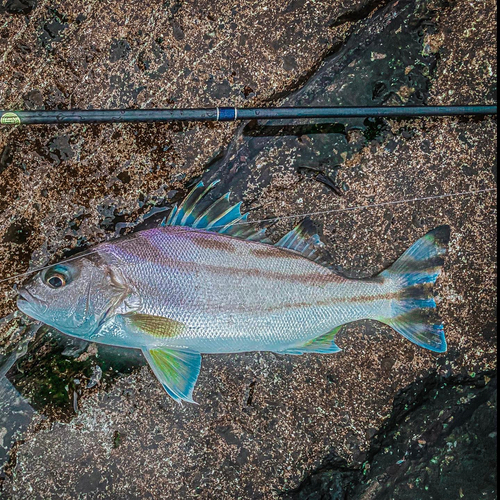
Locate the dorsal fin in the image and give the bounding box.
[275,218,325,261]
[166,181,271,243]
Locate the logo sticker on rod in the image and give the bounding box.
[1,112,21,125]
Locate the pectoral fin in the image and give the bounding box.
[142,347,201,403]
[279,326,343,355]
[127,313,185,338]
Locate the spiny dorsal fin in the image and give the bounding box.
[275,218,325,262]
[166,181,271,243]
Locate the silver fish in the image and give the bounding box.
[17,181,449,402]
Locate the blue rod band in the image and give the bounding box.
[218,107,236,121]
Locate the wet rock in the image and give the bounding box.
[109,39,131,63]
[22,89,44,110]
[286,372,497,499]
[0,145,13,174]
[2,219,33,244]
[46,135,74,163]
[1,0,36,15]
[203,0,442,202]
[39,8,69,50]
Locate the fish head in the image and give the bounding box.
[17,254,128,339]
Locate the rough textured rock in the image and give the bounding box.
[285,371,497,499]
[0,0,497,497]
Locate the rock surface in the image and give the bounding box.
[0,0,497,497]
[286,371,497,499]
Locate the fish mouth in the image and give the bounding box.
[18,287,36,302]
[18,286,49,306]
[17,287,48,319]
[17,296,37,319]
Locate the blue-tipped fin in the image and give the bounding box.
[166,181,218,227]
[378,225,450,353]
[166,181,271,243]
[142,347,201,403]
[279,326,343,355]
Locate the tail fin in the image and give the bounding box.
[378,226,450,353]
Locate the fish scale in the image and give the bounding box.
[100,227,384,352]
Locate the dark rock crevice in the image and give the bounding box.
[283,371,497,499]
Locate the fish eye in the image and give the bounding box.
[47,274,66,288]
[43,266,72,289]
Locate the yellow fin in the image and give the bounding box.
[142,347,201,403]
[128,314,185,338]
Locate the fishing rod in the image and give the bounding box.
[0,105,497,125]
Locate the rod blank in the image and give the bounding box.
[0,105,497,125]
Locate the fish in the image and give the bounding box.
[17,181,450,403]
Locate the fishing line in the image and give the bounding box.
[0,186,496,285]
[225,187,498,226]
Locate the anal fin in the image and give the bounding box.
[142,347,201,403]
[279,326,343,355]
